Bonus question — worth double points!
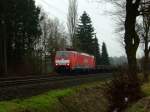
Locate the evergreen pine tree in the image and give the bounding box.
[75,11,95,55]
[93,35,101,65]
[0,0,41,73]
[101,42,110,65]
[5,0,41,62]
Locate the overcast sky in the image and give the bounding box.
[35,0,127,57]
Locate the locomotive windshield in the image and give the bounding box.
[56,51,70,58]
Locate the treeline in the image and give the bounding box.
[72,11,110,65]
[0,0,41,74]
[0,0,110,75]
[0,0,68,74]
[67,0,110,66]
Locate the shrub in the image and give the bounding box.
[104,72,143,112]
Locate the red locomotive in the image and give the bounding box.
[54,50,95,72]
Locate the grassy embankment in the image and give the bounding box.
[0,89,73,112]
[0,81,108,112]
[1,74,150,112]
[126,76,150,112]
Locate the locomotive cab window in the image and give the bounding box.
[56,51,70,58]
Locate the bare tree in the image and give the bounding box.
[47,18,67,52]
[123,1,141,91]
[38,10,68,73]
[118,0,149,100]
[47,18,68,67]
[39,11,49,74]
[108,0,149,80]
[95,0,149,107]
[140,0,150,81]
[67,0,78,48]
[99,0,144,101]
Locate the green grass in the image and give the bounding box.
[125,78,150,112]
[0,81,105,112]
[0,89,74,112]
[125,102,146,112]
[141,82,150,96]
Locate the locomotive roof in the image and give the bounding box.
[56,51,94,57]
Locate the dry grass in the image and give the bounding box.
[59,85,108,112]
[0,81,108,112]
[125,73,150,112]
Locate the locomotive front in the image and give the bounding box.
[54,51,71,72]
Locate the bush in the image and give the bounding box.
[104,72,143,112]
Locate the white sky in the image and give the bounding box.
[35,0,126,57]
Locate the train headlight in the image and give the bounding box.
[56,63,58,66]
[67,63,69,66]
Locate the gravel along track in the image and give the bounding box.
[0,73,112,101]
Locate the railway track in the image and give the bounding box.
[0,73,112,101]
[0,73,112,87]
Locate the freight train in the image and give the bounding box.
[54,50,95,73]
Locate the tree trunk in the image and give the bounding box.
[3,21,8,74]
[143,13,150,81]
[144,52,149,81]
[125,0,140,77]
[143,34,149,81]
[124,0,141,101]
[0,22,3,73]
[1,1,8,74]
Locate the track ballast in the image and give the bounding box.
[0,73,112,101]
